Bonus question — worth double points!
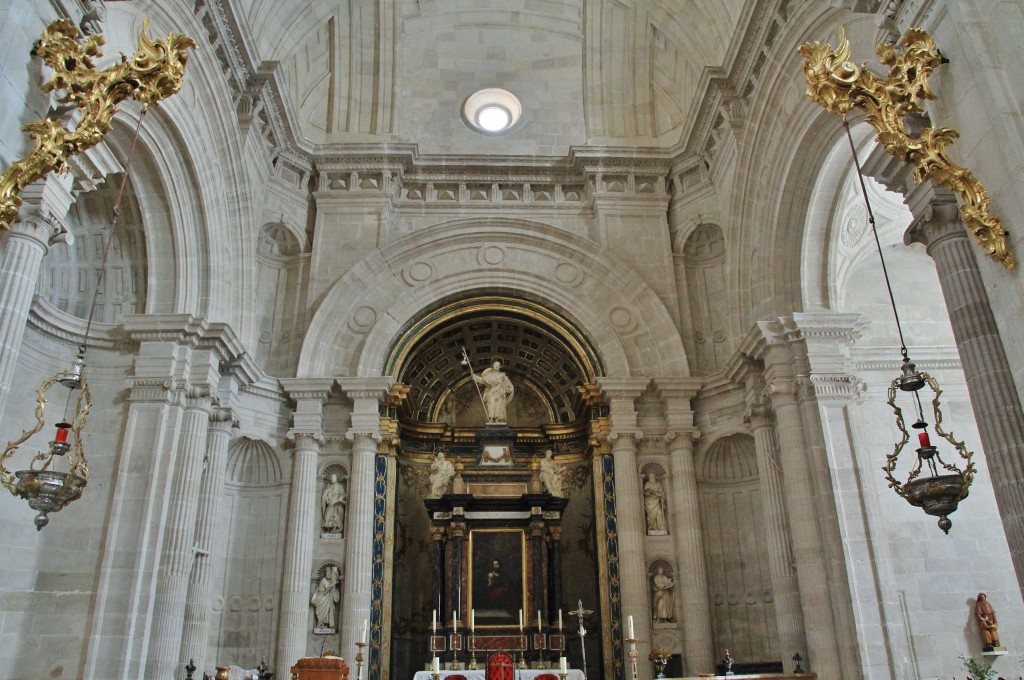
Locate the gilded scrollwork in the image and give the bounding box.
[799,27,1014,268]
[0,18,195,232]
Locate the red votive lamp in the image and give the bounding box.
[917,431,931,448]
[54,422,71,443]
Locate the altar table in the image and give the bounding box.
[413,670,585,680]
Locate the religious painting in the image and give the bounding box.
[468,528,527,627]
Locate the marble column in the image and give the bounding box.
[547,526,563,623]
[147,384,215,679]
[277,380,335,679]
[179,407,235,673]
[338,378,392,663]
[449,517,466,626]
[760,344,843,680]
[745,397,806,670]
[431,527,447,632]
[0,177,72,416]
[599,378,653,680]
[905,190,1024,593]
[530,516,546,624]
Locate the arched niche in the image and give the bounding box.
[298,218,689,380]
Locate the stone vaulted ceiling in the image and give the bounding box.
[233,0,747,153]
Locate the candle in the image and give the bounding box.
[471,609,476,632]
[432,608,437,633]
[432,657,440,674]
[519,609,523,630]
[628,615,635,639]
[453,609,457,634]
[560,657,568,673]
[918,431,931,448]
[361,619,367,644]
[538,610,543,631]
[559,609,563,631]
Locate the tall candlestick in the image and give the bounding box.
[453,609,458,634]
[471,609,476,632]
[559,609,563,631]
[519,609,523,630]
[432,609,437,633]
[538,610,543,630]
[361,619,368,644]
[628,614,635,639]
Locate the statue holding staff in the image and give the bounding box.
[461,348,514,424]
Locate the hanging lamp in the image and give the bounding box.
[844,120,974,534]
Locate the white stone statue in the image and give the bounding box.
[643,472,668,534]
[539,449,565,497]
[651,566,675,622]
[311,565,340,631]
[320,473,346,534]
[472,359,515,423]
[429,451,456,498]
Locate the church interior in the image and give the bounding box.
[1,1,1023,679]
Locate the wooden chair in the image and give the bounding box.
[486,652,514,680]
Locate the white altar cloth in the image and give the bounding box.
[413,670,585,680]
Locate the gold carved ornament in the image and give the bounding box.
[799,27,1014,269]
[0,18,196,232]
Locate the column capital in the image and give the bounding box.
[279,378,336,403]
[904,186,969,252]
[208,406,238,433]
[287,429,325,445]
[596,377,649,401]
[664,428,700,446]
[9,174,75,249]
[337,376,394,402]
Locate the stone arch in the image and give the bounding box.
[298,218,689,379]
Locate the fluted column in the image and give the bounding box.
[657,378,713,675]
[277,380,335,680]
[905,190,1024,594]
[341,432,379,656]
[147,384,215,679]
[0,177,72,416]
[745,398,806,670]
[599,378,652,680]
[338,378,392,664]
[761,350,843,680]
[179,407,235,673]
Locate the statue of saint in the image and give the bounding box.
[539,449,565,497]
[976,592,1001,650]
[311,566,340,631]
[651,566,675,623]
[320,473,346,534]
[643,472,668,534]
[472,359,515,423]
[429,451,456,498]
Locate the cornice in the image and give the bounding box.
[27,295,124,351]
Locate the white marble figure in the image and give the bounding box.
[311,565,340,631]
[651,566,675,622]
[320,473,346,534]
[472,359,515,423]
[539,449,565,497]
[643,472,668,534]
[429,451,456,498]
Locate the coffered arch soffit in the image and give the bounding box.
[297,218,689,379]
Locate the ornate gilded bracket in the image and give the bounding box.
[0,18,196,232]
[799,27,1014,269]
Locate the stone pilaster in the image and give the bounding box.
[277,379,335,679]
[0,176,72,415]
[657,378,713,675]
[744,395,806,670]
[179,407,236,673]
[758,331,844,680]
[147,382,216,679]
[337,377,392,663]
[904,189,1024,595]
[598,377,653,680]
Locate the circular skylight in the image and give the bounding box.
[463,88,522,135]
